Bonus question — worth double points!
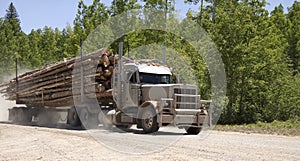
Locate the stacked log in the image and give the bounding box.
[0,48,118,107]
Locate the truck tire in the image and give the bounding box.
[13,108,32,123]
[116,124,132,130]
[15,108,23,122]
[139,107,159,133]
[10,107,18,122]
[79,108,89,129]
[36,108,53,126]
[98,110,112,129]
[185,127,201,135]
[20,108,32,123]
[79,108,99,129]
[67,106,81,127]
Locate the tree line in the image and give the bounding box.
[0,0,299,124]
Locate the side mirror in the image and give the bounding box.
[176,74,180,83]
[171,74,180,84]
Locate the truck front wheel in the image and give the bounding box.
[139,107,159,133]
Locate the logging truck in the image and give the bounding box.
[2,45,211,135]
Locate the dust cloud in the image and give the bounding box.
[0,94,16,121]
[0,69,32,121]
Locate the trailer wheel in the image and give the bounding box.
[98,110,112,129]
[11,107,32,124]
[79,107,99,129]
[10,107,18,122]
[20,108,32,123]
[139,107,159,133]
[185,127,201,135]
[36,108,55,126]
[15,108,24,122]
[79,108,89,129]
[67,106,81,127]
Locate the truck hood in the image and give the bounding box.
[141,84,197,88]
[140,84,198,101]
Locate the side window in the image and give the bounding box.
[130,72,137,83]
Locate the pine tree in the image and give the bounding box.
[0,2,23,80]
[287,1,300,75]
[5,2,21,34]
[27,29,43,67]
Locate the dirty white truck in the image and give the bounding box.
[3,45,211,134]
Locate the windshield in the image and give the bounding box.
[139,73,171,84]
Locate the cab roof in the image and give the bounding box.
[137,63,172,75]
[124,59,172,75]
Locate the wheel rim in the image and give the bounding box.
[11,109,17,122]
[17,108,23,122]
[143,112,153,129]
[72,112,78,121]
[80,109,89,124]
[83,112,88,122]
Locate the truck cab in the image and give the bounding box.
[111,59,211,134]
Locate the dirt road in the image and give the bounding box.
[0,123,299,161]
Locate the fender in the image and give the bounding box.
[139,101,161,114]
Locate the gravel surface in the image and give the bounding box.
[0,123,299,161]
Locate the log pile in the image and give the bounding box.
[0,48,117,107]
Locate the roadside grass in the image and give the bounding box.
[214,119,300,136]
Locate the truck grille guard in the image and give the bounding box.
[156,87,212,127]
[173,87,212,127]
[173,87,200,110]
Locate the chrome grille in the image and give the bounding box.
[174,88,196,95]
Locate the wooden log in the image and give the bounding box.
[15,75,72,94]
[6,63,101,96]
[16,70,73,89]
[95,84,106,93]
[102,55,110,67]
[103,80,111,90]
[1,48,117,107]
[11,50,103,85]
[10,48,108,84]
[108,55,115,63]
[8,88,113,107]
[96,66,103,74]
[5,71,108,100]
[16,82,99,102]
[108,65,114,73]
[103,69,112,78]
[9,70,100,96]
[15,57,96,85]
[7,54,115,90]
[17,87,72,98]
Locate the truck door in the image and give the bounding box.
[128,71,140,107]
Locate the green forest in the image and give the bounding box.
[0,0,299,125]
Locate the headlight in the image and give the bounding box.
[164,102,169,107]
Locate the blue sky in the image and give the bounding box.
[0,0,297,34]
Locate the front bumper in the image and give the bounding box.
[158,109,209,127]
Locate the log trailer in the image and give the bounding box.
[2,45,211,135]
